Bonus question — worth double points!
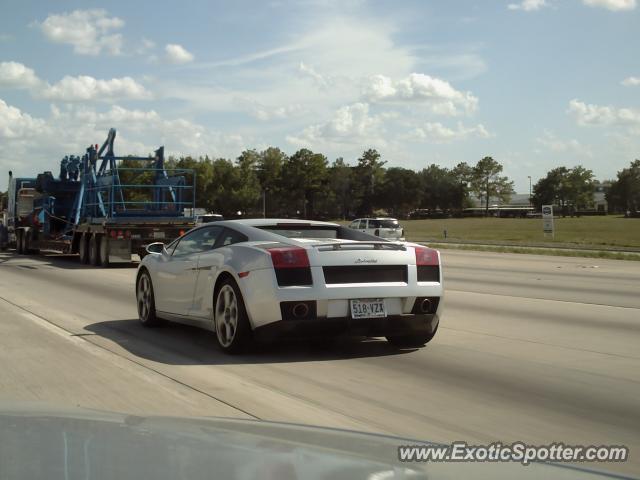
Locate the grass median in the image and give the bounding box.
[336,216,640,260]
[401,216,640,249]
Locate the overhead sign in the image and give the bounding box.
[542,205,554,238]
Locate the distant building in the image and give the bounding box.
[470,182,611,214]
[468,193,530,208]
[591,180,611,213]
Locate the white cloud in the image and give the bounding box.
[583,0,636,10]
[404,122,491,143]
[0,100,246,183]
[37,9,124,55]
[134,37,156,56]
[253,104,305,121]
[568,99,640,126]
[299,62,331,89]
[0,61,42,89]
[0,62,151,102]
[362,73,478,116]
[0,99,47,139]
[621,76,640,86]
[287,102,384,146]
[231,96,307,121]
[41,75,151,101]
[165,44,194,64]
[536,131,593,157]
[507,0,548,11]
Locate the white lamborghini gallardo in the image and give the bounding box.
[136,219,443,353]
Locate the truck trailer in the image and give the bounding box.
[6,128,196,266]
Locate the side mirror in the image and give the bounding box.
[146,242,166,255]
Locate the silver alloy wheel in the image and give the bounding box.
[215,284,238,347]
[137,273,152,322]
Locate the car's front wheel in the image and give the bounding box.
[214,278,252,354]
[137,270,160,327]
[386,325,438,348]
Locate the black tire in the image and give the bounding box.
[99,236,110,267]
[78,234,89,264]
[16,231,23,254]
[89,234,100,266]
[214,278,252,354]
[23,231,30,254]
[24,230,39,254]
[386,325,438,348]
[137,270,160,327]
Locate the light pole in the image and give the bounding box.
[262,188,267,218]
[528,176,532,206]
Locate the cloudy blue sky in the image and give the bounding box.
[1,0,638,192]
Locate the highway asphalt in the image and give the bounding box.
[0,249,638,476]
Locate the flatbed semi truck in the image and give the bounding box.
[6,128,196,266]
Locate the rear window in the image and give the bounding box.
[258,225,338,239]
[368,219,399,228]
[197,215,223,223]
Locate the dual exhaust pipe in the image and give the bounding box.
[412,296,438,315]
[418,298,433,313]
[280,300,315,321]
[291,302,310,319]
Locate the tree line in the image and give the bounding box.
[532,160,640,216]
[2,150,637,219]
[159,148,515,219]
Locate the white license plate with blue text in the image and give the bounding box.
[350,299,387,319]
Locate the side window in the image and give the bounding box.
[359,220,367,229]
[172,226,223,257]
[349,220,359,229]
[369,220,381,228]
[166,238,180,255]
[215,228,248,248]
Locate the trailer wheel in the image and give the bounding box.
[78,233,90,264]
[23,231,31,254]
[99,236,110,267]
[89,234,100,266]
[16,230,23,254]
[25,230,39,254]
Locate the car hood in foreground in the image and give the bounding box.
[0,405,627,480]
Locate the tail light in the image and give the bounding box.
[266,247,312,286]
[267,247,310,269]
[414,246,439,266]
[414,246,440,282]
[374,229,380,236]
[179,229,185,236]
[110,230,117,239]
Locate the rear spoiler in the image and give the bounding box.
[313,242,407,252]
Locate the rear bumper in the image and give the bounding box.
[253,312,439,341]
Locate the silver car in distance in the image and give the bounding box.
[136,219,443,353]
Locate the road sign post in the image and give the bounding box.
[542,205,554,239]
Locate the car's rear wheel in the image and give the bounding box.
[386,325,438,348]
[137,270,160,327]
[214,279,251,354]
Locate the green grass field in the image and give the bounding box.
[401,216,640,248]
[339,216,640,249]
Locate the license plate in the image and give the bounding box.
[153,231,165,239]
[350,299,387,319]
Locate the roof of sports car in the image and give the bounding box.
[225,218,340,227]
